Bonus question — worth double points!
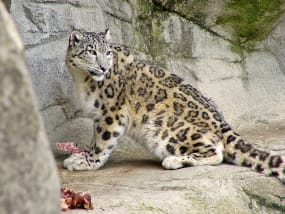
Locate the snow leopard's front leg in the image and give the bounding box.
[63,114,128,171]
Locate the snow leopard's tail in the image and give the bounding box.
[221,123,285,184]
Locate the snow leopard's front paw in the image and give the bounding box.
[63,152,99,171]
[162,156,184,170]
[162,155,197,170]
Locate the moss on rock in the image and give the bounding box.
[152,0,209,27]
[216,0,285,51]
[243,188,285,212]
[134,0,172,65]
[148,0,285,54]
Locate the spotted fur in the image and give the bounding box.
[64,30,285,184]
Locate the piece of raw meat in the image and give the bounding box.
[56,142,85,153]
[60,188,93,211]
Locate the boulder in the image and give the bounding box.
[0,2,60,214]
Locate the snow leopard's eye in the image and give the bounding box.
[88,50,97,56]
[86,45,97,56]
[106,51,112,56]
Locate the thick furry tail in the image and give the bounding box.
[220,123,285,184]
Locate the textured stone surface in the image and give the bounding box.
[59,129,285,214]
[0,2,60,214]
[60,164,285,214]
[10,0,285,166]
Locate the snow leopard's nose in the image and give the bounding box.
[100,66,108,73]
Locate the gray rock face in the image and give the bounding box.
[0,2,60,214]
[10,1,285,155]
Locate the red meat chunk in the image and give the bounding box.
[60,188,93,211]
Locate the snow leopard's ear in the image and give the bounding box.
[104,28,112,42]
[69,31,83,46]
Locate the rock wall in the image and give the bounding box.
[0,2,60,214]
[10,0,285,158]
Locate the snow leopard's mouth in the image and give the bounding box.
[87,68,106,81]
[88,69,103,76]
